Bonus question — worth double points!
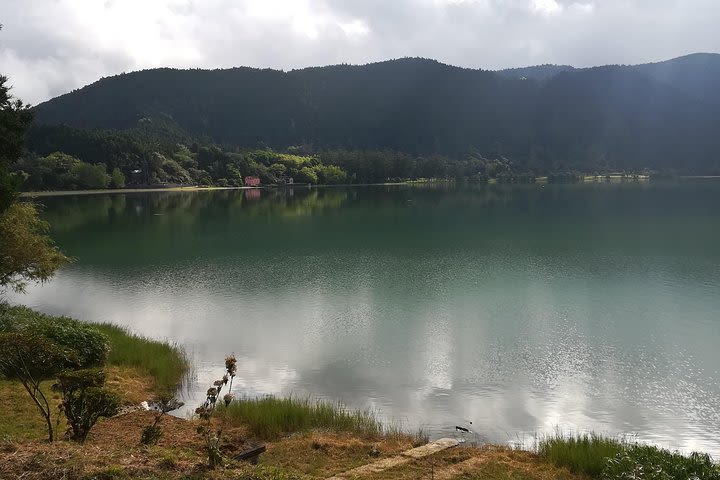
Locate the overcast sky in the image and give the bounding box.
[1,0,719,104]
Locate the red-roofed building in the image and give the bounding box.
[245,176,261,187]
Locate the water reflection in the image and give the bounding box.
[12,183,720,456]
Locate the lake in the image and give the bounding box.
[10,182,720,455]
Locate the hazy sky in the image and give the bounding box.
[1,0,719,104]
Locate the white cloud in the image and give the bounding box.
[338,19,370,38]
[532,0,562,14]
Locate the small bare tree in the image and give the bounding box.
[195,355,237,468]
[0,333,79,441]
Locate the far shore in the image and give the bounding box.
[18,175,720,198]
[19,185,254,198]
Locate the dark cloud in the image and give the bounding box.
[1,0,718,104]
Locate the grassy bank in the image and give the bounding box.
[94,323,188,394]
[218,396,399,440]
[0,305,188,440]
[539,433,720,479]
[539,433,625,476]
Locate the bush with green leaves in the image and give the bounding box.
[52,368,120,443]
[0,305,109,367]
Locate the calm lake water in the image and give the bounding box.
[11,183,720,455]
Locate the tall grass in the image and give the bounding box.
[539,433,720,479]
[94,323,188,394]
[605,445,720,480]
[218,395,385,439]
[538,433,624,477]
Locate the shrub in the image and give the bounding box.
[0,332,80,441]
[53,368,120,443]
[140,395,184,446]
[538,433,625,477]
[0,306,109,367]
[140,424,162,446]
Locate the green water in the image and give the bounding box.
[12,183,720,454]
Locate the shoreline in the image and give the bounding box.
[18,175,720,198]
[19,174,720,199]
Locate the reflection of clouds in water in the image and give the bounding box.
[9,248,720,457]
[419,310,454,392]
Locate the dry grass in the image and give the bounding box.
[0,409,593,480]
[261,431,417,478]
[0,379,61,441]
[104,365,157,405]
[372,445,589,480]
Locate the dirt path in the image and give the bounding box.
[326,438,459,479]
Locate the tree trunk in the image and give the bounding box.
[20,380,54,442]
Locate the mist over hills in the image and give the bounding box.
[30,53,720,175]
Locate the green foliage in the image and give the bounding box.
[140,424,162,446]
[93,323,187,394]
[0,332,79,381]
[603,445,720,480]
[53,368,120,443]
[0,332,80,441]
[0,202,69,294]
[218,396,384,440]
[15,152,113,191]
[0,74,34,212]
[109,167,125,188]
[540,434,720,480]
[538,433,625,477]
[296,166,318,184]
[70,161,110,189]
[0,305,109,367]
[0,305,189,445]
[313,164,347,184]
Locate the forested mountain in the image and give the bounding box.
[495,64,575,81]
[28,53,720,179]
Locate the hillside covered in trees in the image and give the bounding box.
[18,53,720,189]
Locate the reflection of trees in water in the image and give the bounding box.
[41,195,127,233]
[38,188,351,232]
[240,188,349,218]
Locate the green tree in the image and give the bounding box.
[0,75,33,212]
[315,164,347,184]
[269,163,287,178]
[296,166,318,184]
[71,162,110,189]
[109,167,125,189]
[0,200,68,294]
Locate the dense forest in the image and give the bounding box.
[16,53,720,190]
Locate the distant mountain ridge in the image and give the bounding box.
[31,53,720,174]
